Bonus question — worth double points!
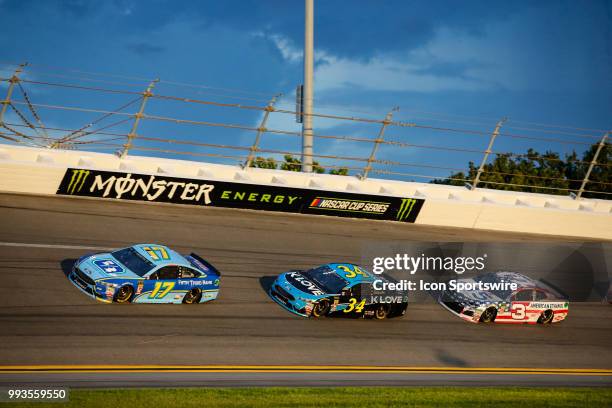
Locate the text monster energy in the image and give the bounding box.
[66,169,90,194]
[58,168,425,222]
[89,174,214,204]
[396,198,417,221]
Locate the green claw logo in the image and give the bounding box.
[396,198,417,221]
[66,169,90,194]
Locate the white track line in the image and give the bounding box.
[0,242,114,251]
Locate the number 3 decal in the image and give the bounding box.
[511,303,526,320]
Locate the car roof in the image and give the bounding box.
[131,244,189,267]
[325,263,376,284]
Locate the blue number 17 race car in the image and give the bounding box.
[269,263,408,319]
[69,243,221,304]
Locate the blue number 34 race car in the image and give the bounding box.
[69,243,221,304]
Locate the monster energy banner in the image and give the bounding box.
[57,168,425,223]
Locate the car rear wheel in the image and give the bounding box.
[537,309,554,324]
[311,299,330,318]
[182,288,202,304]
[114,285,133,303]
[479,307,497,323]
[374,304,389,320]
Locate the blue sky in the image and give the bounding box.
[0,0,610,182]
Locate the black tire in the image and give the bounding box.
[114,285,134,303]
[374,304,389,320]
[182,288,202,304]
[311,299,331,318]
[537,309,554,324]
[479,307,497,323]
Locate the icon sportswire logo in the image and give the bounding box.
[66,169,90,194]
[396,198,418,221]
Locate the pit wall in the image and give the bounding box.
[1,144,610,239]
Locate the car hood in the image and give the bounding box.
[275,271,329,301]
[76,253,142,281]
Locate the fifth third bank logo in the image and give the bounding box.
[396,198,417,221]
[66,169,90,194]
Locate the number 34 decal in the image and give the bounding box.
[344,298,366,313]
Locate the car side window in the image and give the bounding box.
[178,266,200,278]
[534,290,550,301]
[151,266,179,280]
[513,289,533,302]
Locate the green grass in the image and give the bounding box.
[6,387,612,408]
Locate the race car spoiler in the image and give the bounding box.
[189,253,221,276]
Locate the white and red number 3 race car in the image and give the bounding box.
[438,272,569,324]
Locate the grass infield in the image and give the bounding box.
[5,387,612,408]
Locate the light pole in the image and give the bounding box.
[301,0,314,172]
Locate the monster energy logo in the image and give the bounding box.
[396,198,417,221]
[66,169,90,194]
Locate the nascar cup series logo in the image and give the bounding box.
[396,198,418,221]
[308,197,390,214]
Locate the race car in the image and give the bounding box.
[268,263,408,319]
[69,243,221,304]
[437,271,568,324]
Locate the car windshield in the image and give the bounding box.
[301,265,347,294]
[111,247,154,277]
[474,273,514,300]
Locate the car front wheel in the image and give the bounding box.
[479,307,497,323]
[311,299,331,318]
[114,285,134,303]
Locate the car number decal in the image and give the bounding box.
[344,298,366,313]
[149,282,175,299]
[142,246,170,260]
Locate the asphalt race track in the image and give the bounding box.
[0,192,610,387]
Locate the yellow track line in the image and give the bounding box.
[0,365,610,376]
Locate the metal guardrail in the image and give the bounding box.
[0,64,610,199]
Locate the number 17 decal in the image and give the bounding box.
[143,246,169,260]
[150,282,175,299]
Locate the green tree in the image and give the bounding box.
[249,156,277,169]
[280,154,325,174]
[329,167,349,176]
[432,144,611,199]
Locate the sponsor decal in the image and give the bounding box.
[57,168,424,222]
[93,259,124,274]
[286,272,325,296]
[177,279,213,286]
[530,302,566,309]
[396,198,418,221]
[136,281,144,295]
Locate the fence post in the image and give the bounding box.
[0,63,26,125]
[361,106,398,180]
[472,117,507,189]
[576,132,609,199]
[244,94,280,170]
[119,79,158,158]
